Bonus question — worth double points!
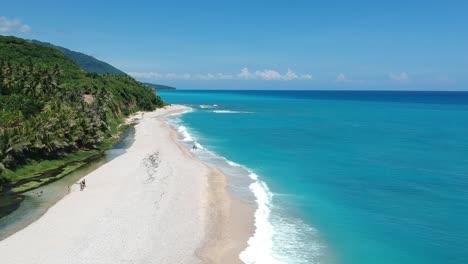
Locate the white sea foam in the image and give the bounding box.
[194,142,204,150]
[213,110,253,114]
[200,104,218,109]
[240,173,325,264]
[226,160,242,167]
[177,126,193,141]
[239,173,284,264]
[166,111,204,149]
[166,108,193,116]
[270,212,324,263]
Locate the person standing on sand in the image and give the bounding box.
[80,179,86,191]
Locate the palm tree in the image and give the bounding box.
[0,128,29,173]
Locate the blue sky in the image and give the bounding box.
[1,0,467,90]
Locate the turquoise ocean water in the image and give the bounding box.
[159,90,468,264]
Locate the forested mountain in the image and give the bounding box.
[142,82,176,91]
[29,40,176,91]
[0,36,164,189]
[30,40,126,75]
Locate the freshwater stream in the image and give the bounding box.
[0,127,135,241]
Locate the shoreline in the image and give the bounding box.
[163,108,255,264]
[0,105,255,263]
[198,168,255,264]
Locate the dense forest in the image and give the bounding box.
[0,36,164,189]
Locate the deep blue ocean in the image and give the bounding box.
[159,90,468,264]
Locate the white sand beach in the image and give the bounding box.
[0,105,253,264]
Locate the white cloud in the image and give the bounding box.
[0,16,31,33]
[130,68,314,81]
[334,73,373,85]
[285,68,299,80]
[301,74,314,80]
[389,72,410,82]
[238,67,252,79]
[129,72,234,80]
[255,69,283,80]
[20,24,31,33]
[129,72,191,80]
[252,68,313,81]
[195,73,234,80]
[335,73,348,83]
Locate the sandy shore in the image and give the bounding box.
[0,105,254,264]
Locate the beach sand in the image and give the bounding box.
[0,105,254,264]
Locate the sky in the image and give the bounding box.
[1,0,467,90]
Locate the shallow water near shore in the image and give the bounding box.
[0,127,135,241]
[159,90,468,264]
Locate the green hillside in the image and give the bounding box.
[0,37,83,80]
[29,40,175,92]
[0,36,165,192]
[143,82,176,91]
[31,40,126,75]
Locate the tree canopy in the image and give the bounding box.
[0,36,165,186]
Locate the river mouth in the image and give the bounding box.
[0,127,135,241]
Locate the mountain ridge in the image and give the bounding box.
[30,40,127,75]
[142,82,176,90]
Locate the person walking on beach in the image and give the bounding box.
[80,179,86,191]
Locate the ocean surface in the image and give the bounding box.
[158,90,468,264]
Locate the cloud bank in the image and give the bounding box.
[238,68,313,81]
[0,17,31,33]
[335,73,348,83]
[129,68,314,81]
[131,69,447,87]
[389,72,410,82]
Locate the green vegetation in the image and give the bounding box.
[29,40,175,92]
[31,40,127,75]
[0,35,164,192]
[143,82,176,91]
